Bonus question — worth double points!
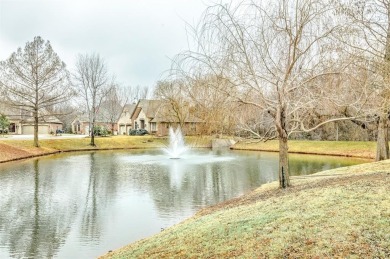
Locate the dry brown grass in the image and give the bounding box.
[0,135,212,163]
[0,137,376,163]
[233,140,376,159]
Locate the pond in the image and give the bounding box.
[0,149,368,258]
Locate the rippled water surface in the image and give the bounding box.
[0,149,367,258]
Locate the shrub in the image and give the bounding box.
[93,126,108,136]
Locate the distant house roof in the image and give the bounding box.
[123,103,137,115]
[71,114,89,123]
[131,99,203,123]
[118,103,137,125]
[0,103,62,124]
[72,106,115,124]
[150,113,203,123]
[137,99,162,118]
[131,99,163,120]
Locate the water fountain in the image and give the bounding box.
[120,126,235,165]
[163,127,188,159]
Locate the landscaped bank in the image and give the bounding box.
[0,135,212,163]
[0,136,387,257]
[0,136,377,163]
[101,161,389,258]
[232,140,376,159]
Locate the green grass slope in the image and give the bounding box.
[101,161,390,258]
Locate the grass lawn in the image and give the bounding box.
[0,136,377,163]
[0,135,213,163]
[233,140,376,159]
[100,161,390,258]
[0,135,387,257]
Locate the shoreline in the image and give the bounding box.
[0,137,376,164]
[101,161,390,258]
[1,136,387,257]
[231,147,374,159]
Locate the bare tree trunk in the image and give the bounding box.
[377,7,390,160]
[91,110,96,146]
[33,109,39,147]
[276,105,290,188]
[376,113,389,161]
[279,136,290,188]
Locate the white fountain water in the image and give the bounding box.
[163,127,188,159]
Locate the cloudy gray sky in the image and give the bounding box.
[0,0,210,88]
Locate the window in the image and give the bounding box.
[151,122,156,131]
[9,123,16,133]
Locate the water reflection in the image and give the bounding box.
[0,149,368,258]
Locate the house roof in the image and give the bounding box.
[130,99,203,123]
[123,103,137,115]
[0,103,62,124]
[139,99,162,118]
[71,114,89,123]
[118,103,137,124]
[0,103,22,121]
[150,113,203,123]
[130,99,163,119]
[131,107,142,120]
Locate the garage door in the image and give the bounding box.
[22,125,34,135]
[38,125,49,134]
[120,125,125,134]
[84,126,90,135]
[22,125,49,134]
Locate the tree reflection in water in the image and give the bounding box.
[0,150,367,258]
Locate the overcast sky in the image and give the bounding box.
[0,0,211,88]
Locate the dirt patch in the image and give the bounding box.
[0,143,57,163]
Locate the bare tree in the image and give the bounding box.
[0,36,72,147]
[154,80,190,128]
[174,0,367,188]
[100,84,129,134]
[51,102,78,133]
[128,85,152,104]
[185,74,238,135]
[335,0,390,160]
[73,53,112,146]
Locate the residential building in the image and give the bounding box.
[130,99,203,136]
[71,113,117,135]
[117,103,137,135]
[0,104,63,134]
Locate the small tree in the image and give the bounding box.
[174,0,367,188]
[154,80,190,129]
[73,53,112,146]
[0,114,10,137]
[335,0,390,161]
[0,36,72,147]
[100,84,129,134]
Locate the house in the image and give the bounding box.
[117,103,137,135]
[71,113,117,135]
[131,99,162,134]
[71,115,89,134]
[150,112,203,136]
[0,104,63,134]
[130,99,203,136]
